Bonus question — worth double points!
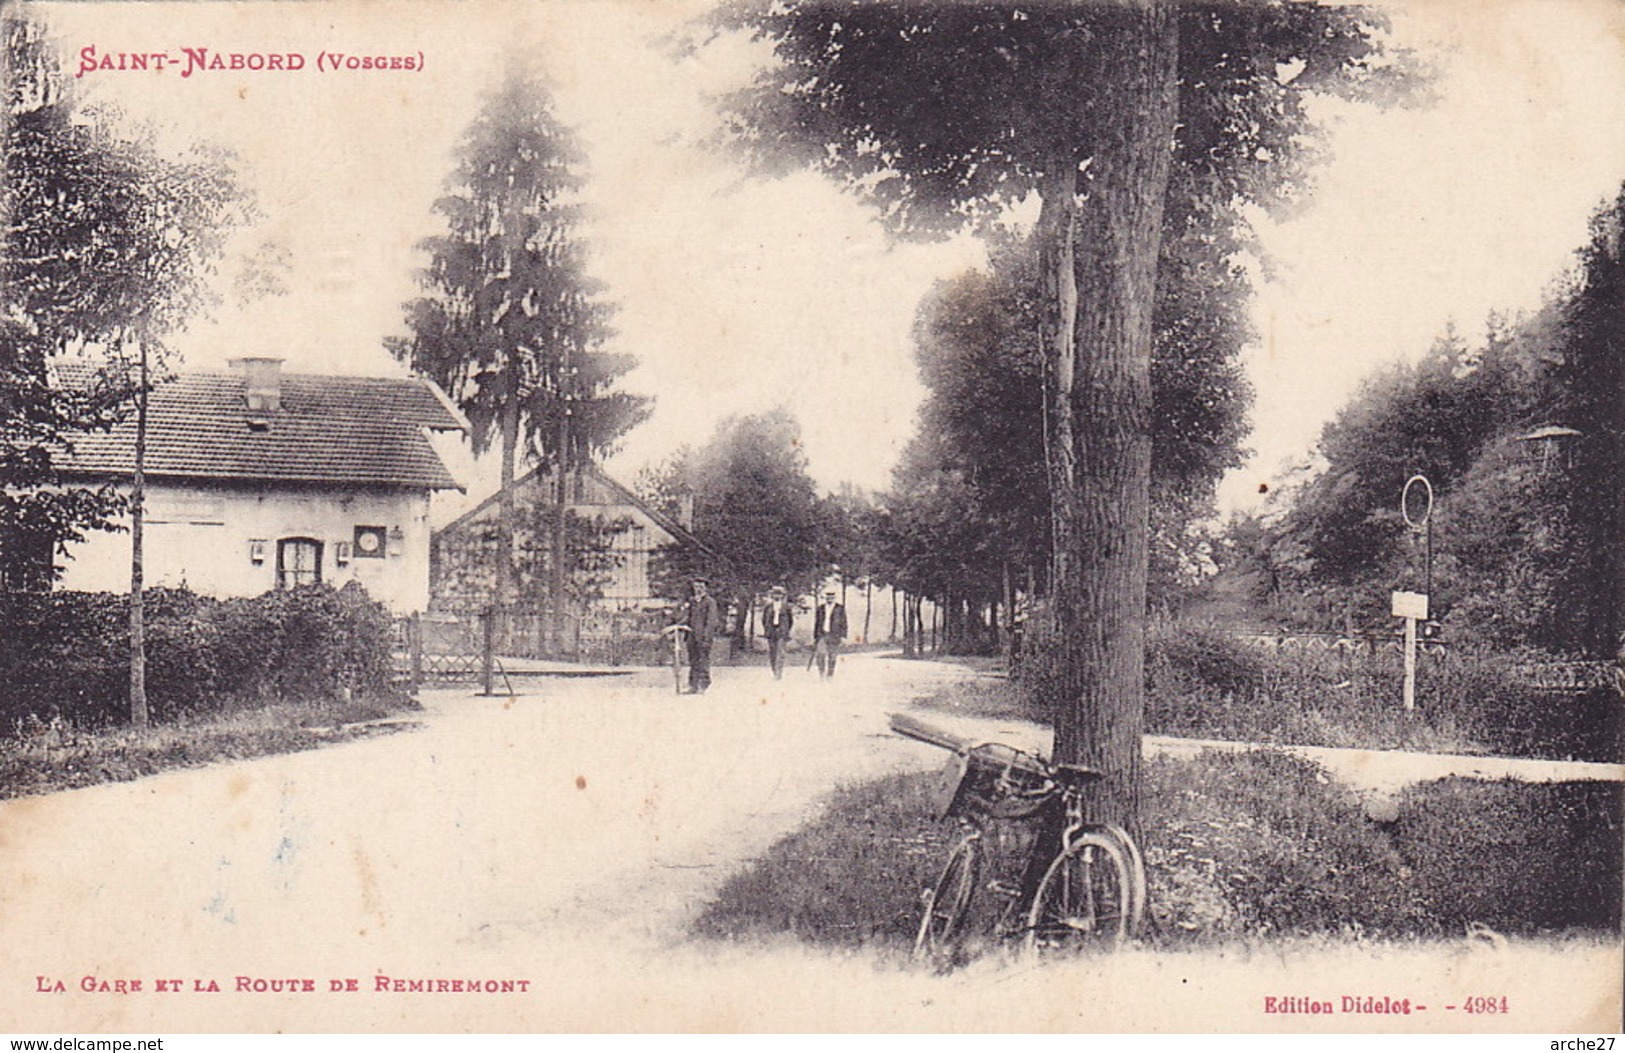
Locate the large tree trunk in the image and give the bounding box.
[1046,1,1178,831]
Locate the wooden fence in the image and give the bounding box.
[1228,631,1621,696]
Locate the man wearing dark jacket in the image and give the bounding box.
[762,584,793,680]
[683,577,720,694]
[812,589,847,680]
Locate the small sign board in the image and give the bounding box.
[1391,590,1429,620]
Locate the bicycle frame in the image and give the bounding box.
[894,711,1146,964]
[661,623,691,695]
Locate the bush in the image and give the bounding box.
[1432,646,1623,760]
[1393,778,1622,934]
[1141,750,1426,939]
[141,587,223,713]
[1133,623,1615,761]
[0,591,130,727]
[211,583,396,702]
[0,584,401,731]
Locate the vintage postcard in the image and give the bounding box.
[1,0,1621,1037]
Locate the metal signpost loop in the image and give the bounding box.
[1401,474,1433,530]
[1396,474,1435,713]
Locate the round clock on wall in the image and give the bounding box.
[354,526,386,558]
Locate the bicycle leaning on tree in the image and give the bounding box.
[889,712,1147,963]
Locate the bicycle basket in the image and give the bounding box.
[930,743,1053,821]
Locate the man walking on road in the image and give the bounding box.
[683,577,720,694]
[762,585,793,680]
[812,589,847,680]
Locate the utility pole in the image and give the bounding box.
[128,335,149,728]
[548,351,572,658]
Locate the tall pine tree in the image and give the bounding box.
[393,64,648,623]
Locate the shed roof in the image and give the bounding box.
[51,362,467,491]
[437,461,712,555]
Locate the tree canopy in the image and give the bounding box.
[1239,186,1625,659]
[393,65,647,465]
[644,408,826,610]
[713,0,1415,817]
[713,2,1410,240]
[1,13,246,588]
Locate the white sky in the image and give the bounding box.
[31,0,1625,518]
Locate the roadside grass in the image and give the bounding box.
[692,768,951,954]
[898,663,1034,721]
[912,668,1475,752]
[693,749,1622,959]
[904,626,1621,762]
[0,692,421,801]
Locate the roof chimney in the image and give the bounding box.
[231,357,283,411]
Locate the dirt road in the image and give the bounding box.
[0,652,1617,1033]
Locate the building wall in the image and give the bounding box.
[57,480,434,614]
[432,499,677,612]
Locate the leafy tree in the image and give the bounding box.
[1429,443,1574,650]
[3,12,248,723]
[905,224,1252,616]
[819,483,885,635]
[645,409,826,634]
[909,251,1050,594]
[877,433,1008,654]
[1276,331,1519,597]
[1554,188,1625,658]
[714,0,1411,821]
[392,64,648,616]
[1237,215,1623,661]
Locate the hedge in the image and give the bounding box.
[0,583,400,730]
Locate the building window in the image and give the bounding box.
[277,537,323,589]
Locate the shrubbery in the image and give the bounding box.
[1394,777,1623,933]
[695,751,1623,954]
[0,584,401,730]
[1142,751,1426,939]
[1146,752,1621,940]
[1137,623,1619,762]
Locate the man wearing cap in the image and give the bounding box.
[682,577,720,694]
[762,585,794,680]
[812,589,848,680]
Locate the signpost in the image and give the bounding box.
[1395,475,1435,713]
[1391,589,1429,711]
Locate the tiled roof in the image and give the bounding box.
[51,363,467,491]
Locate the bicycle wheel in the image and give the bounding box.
[1024,829,1136,956]
[914,838,979,961]
[1093,823,1148,935]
